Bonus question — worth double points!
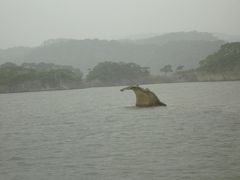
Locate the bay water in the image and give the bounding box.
[0,81,240,180]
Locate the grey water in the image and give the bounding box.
[0,81,240,180]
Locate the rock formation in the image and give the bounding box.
[121,85,166,107]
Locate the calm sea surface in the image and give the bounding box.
[0,81,240,180]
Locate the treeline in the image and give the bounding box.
[0,42,239,93]
[86,62,150,86]
[175,42,240,81]
[0,62,83,93]
[0,61,153,93]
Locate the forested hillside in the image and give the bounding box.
[197,42,240,80]
[176,42,240,81]
[0,31,224,74]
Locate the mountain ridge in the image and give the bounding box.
[0,31,226,75]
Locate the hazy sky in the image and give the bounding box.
[1,0,240,48]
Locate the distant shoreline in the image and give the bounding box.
[1,79,239,95]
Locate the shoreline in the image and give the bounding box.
[1,79,239,95]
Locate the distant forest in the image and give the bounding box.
[0,31,240,93]
[0,61,152,93]
[177,42,240,81]
[0,31,224,75]
[0,41,240,93]
[0,62,83,93]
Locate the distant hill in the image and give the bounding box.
[131,31,219,45]
[197,42,240,80]
[0,31,225,75]
[213,33,240,42]
[177,42,240,81]
[0,47,31,64]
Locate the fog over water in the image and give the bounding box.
[1,0,240,48]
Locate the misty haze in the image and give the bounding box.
[0,0,240,180]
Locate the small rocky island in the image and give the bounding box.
[121,85,166,107]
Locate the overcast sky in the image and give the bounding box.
[0,0,240,48]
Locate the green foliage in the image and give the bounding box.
[199,42,240,74]
[0,62,83,92]
[0,63,34,85]
[160,65,173,76]
[86,61,150,83]
[176,65,184,71]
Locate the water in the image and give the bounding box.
[0,81,240,180]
